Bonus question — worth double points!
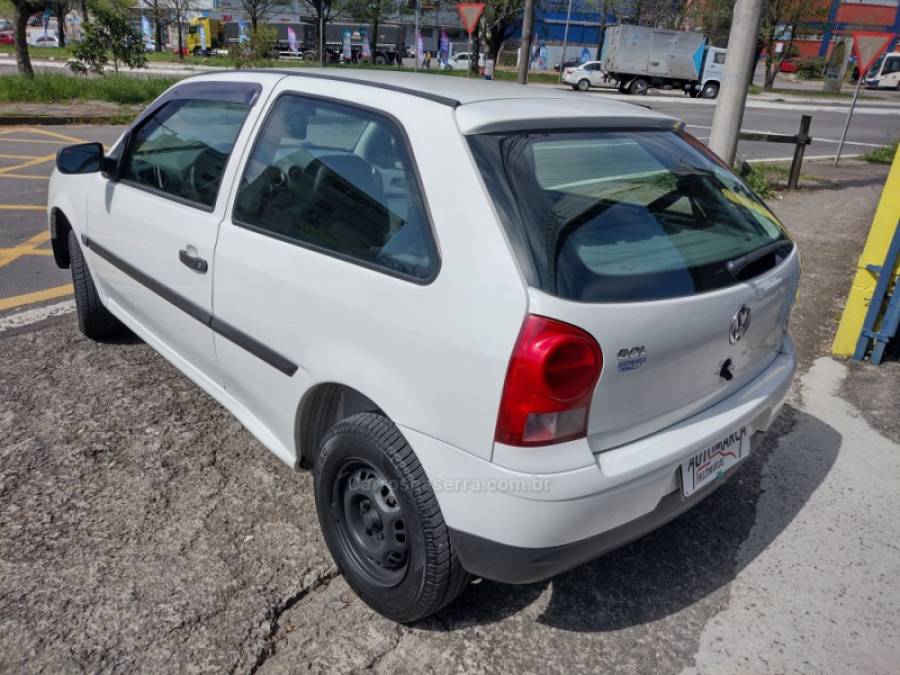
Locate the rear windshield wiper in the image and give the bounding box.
[726,240,792,278]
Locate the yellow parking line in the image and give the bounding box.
[0,137,69,145]
[0,231,51,269]
[0,204,46,210]
[0,283,73,311]
[0,153,55,176]
[20,127,85,144]
[0,174,50,180]
[0,153,40,160]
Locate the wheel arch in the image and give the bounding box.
[295,382,385,469]
[50,207,73,269]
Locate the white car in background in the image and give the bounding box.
[563,60,605,91]
[29,34,60,47]
[865,52,900,90]
[48,70,798,623]
[445,51,484,70]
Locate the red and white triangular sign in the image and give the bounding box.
[852,31,897,75]
[457,3,485,35]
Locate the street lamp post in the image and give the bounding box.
[558,0,573,85]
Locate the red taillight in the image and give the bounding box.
[495,315,603,447]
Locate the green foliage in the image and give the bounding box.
[0,72,179,104]
[740,163,777,198]
[795,57,827,80]
[229,25,278,69]
[70,6,148,74]
[862,140,899,164]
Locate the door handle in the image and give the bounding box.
[179,248,208,273]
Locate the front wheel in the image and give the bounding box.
[314,413,470,622]
[576,78,590,92]
[68,230,122,339]
[701,82,720,99]
[629,78,649,95]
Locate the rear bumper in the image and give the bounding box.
[450,453,750,584]
[400,338,795,583]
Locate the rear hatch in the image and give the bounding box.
[469,126,799,450]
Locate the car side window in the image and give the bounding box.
[233,94,438,281]
[713,52,726,65]
[123,98,251,209]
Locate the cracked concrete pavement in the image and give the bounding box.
[1,159,899,673]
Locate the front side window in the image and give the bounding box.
[713,51,726,64]
[470,129,792,302]
[124,98,251,208]
[233,94,437,280]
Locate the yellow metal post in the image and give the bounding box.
[832,146,900,356]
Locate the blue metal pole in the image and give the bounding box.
[819,0,842,58]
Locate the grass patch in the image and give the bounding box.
[741,163,779,197]
[0,72,182,104]
[861,140,899,164]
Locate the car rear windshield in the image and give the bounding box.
[470,129,793,302]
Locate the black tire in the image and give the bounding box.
[68,230,122,340]
[629,78,649,95]
[314,413,470,622]
[701,82,720,99]
[576,78,590,92]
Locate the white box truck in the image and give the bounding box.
[601,25,726,98]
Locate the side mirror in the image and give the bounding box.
[56,142,104,174]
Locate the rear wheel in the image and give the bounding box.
[629,78,649,95]
[701,82,720,99]
[68,230,122,340]
[314,413,469,622]
[576,78,590,92]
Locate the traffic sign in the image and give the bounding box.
[457,3,485,35]
[851,31,896,75]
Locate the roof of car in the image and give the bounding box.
[192,69,679,134]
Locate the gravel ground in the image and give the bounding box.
[1,159,898,674]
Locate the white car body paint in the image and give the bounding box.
[48,70,797,577]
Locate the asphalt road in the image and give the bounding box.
[2,157,898,673]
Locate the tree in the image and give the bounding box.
[476,0,523,63]
[53,0,68,47]
[628,0,683,28]
[10,0,50,77]
[70,5,147,73]
[759,0,825,90]
[299,0,345,66]
[240,0,291,32]
[346,0,397,60]
[163,0,198,59]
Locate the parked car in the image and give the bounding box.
[445,51,483,70]
[0,30,13,45]
[49,71,798,623]
[563,61,605,91]
[779,58,800,73]
[554,57,583,72]
[29,34,59,48]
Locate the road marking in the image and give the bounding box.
[18,126,85,144]
[0,231,51,269]
[0,204,45,210]
[0,174,50,180]
[747,153,863,163]
[0,299,75,332]
[0,153,56,176]
[0,283,73,312]
[0,137,70,145]
[0,153,41,160]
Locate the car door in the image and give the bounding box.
[586,63,604,85]
[84,81,263,384]
[212,88,441,455]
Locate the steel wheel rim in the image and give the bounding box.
[332,459,409,588]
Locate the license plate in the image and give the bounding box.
[681,427,748,497]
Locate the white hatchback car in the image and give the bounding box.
[49,70,798,622]
[563,60,605,91]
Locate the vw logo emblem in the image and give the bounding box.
[729,305,752,344]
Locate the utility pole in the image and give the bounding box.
[517,0,536,84]
[414,0,419,72]
[708,0,764,166]
[558,0,573,85]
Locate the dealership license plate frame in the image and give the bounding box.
[680,426,749,498]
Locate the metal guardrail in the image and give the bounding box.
[739,115,813,189]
